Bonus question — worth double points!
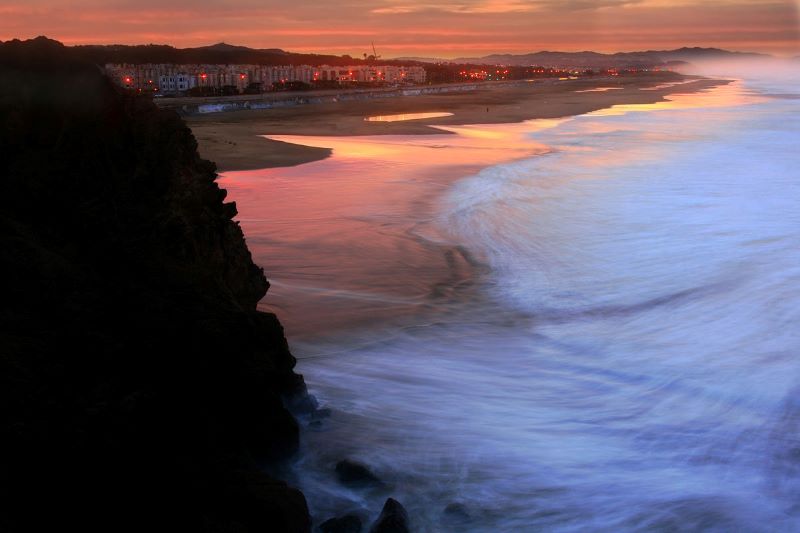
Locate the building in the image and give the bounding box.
[312,65,426,84]
[159,73,194,93]
[105,63,427,94]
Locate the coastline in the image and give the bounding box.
[234,75,782,530]
[206,74,740,528]
[207,73,732,343]
[6,34,797,533]
[187,74,730,172]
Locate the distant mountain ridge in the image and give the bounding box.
[7,38,771,69]
[63,40,415,67]
[195,42,288,55]
[398,47,770,68]
[392,56,447,63]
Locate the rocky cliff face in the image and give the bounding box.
[0,37,311,532]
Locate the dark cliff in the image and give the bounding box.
[0,37,311,532]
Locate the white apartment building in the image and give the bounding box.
[159,74,194,93]
[106,63,426,94]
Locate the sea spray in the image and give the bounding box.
[229,73,800,530]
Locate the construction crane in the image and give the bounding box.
[364,42,381,63]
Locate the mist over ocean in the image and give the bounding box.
[223,68,800,531]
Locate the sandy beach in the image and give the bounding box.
[185,73,728,171]
[197,72,800,531]
[208,73,734,341]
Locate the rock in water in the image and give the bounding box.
[369,498,410,533]
[0,37,312,532]
[442,502,472,526]
[319,513,363,533]
[335,460,384,488]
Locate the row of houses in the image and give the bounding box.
[105,63,427,94]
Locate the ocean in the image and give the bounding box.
[221,68,800,531]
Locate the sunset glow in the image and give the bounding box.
[4,0,800,528]
[2,0,798,56]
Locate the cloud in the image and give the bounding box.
[371,1,535,14]
[0,0,796,56]
[370,0,646,14]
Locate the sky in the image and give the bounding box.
[1,0,798,58]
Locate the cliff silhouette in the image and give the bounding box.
[0,37,311,532]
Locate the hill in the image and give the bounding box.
[67,40,417,67]
[407,47,769,68]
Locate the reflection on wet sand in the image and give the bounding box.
[574,87,624,92]
[221,76,800,530]
[595,79,761,115]
[220,120,561,340]
[365,112,454,122]
[220,82,757,341]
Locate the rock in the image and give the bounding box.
[0,37,312,533]
[311,408,332,420]
[289,393,320,414]
[442,502,472,524]
[335,460,384,488]
[319,513,362,533]
[285,380,319,414]
[308,408,332,429]
[369,498,410,533]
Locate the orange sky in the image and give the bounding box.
[2,1,798,57]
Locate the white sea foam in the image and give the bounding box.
[243,70,800,530]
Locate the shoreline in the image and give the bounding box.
[213,74,734,345]
[159,80,485,115]
[208,73,757,530]
[275,75,798,531]
[187,73,730,172]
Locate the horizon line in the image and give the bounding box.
[3,35,787,60]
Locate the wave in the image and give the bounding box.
[287,75,800,530]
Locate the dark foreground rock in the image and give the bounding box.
[0,37,311,532]
[369,498,410,533]
[442,502,473,526]
[336,460,385,488]
[319,513,363,533]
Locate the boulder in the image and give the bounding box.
[442,502,472,525]
[319,513,362,533]
[335,460,384,488]
[369,498,410,533]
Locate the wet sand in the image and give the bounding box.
[216,127,537,339]
[187,74,729,172]
[210,74,733,341]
